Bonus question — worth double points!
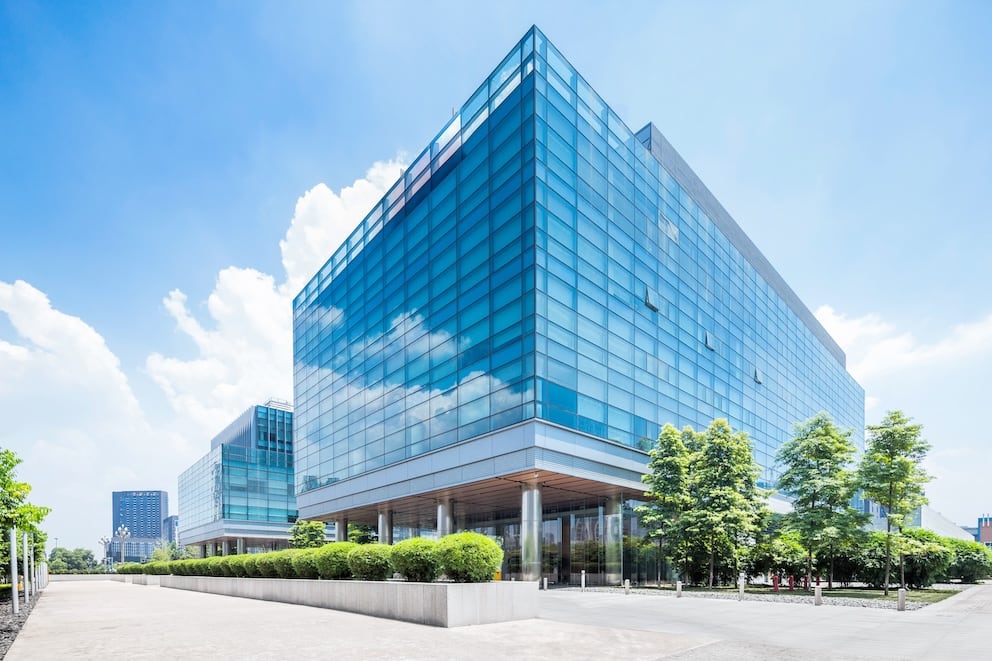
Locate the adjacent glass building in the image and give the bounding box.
[293,27,864,584]
[178,401,304,556]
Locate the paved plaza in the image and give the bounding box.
[6,580,991,660]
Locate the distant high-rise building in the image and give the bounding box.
[163,514,180,546]
[178,400,309,557]
[109,490,169,563]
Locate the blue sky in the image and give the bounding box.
[2,1,990,552]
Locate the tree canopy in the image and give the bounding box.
[289,520,328,548]
[776,412,868,588]
[857,410,931,593]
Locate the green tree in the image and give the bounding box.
[0,448,50,579]
[348,523,377,544]
[681,419,768,587]
[857,411,931,594]
[289,520,327,548]
[635,424,692,579]
[48,547,98,573]
[776,412,868,589]
[151,541,189,562]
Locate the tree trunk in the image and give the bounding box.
[900,552,906,591]
[829,553,834,590]
[806,550,813,592]
[708,533,715,588]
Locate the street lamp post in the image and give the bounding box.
[115,525,130,565]
[99,536,111,572]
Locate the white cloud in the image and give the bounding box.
[147,158,405,437]
[816,303,992,524]
[0,279,190,554]
[815,304,992,381]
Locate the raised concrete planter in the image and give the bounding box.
[160,576,537,627]
[50,574,118,582]
[131,575,161,586]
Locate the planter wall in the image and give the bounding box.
[130,575,160,586]
[160,576,537,627]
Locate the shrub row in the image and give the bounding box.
[114,533,503,583]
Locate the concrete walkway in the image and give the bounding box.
[6,580,991,660]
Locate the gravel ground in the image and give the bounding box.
[556,584,974,610]
[1,592,39,660]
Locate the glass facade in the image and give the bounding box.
[291,28,864,582]
[178,403,298,550]
[293,27,862,492]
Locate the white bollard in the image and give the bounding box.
[543,577,548,591]
[624,578,630,595]
[738,572,746,601]
[814,585,823,606]
[23,532,30,602]
[676,580,683,598]
[581,570,586,592]
[9,527,18,615]
[897,588,906,611]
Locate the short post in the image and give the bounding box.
[9,527,18,615]
[897,588,906,612]
[738,572,746,601]
[543,577,548,591]
[676,580,683,598]
[624,578,630,595]
[581,570,586,592]
[772,575,780,592]
[814,585,823,606]
[788,575,794,591]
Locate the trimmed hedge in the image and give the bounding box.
[347,544,393,581]
[291,548,320,579]
[315,542,357,580]
[273,549,301,578]
[114,534,507,585]
[391,538,440,582]
[435,532,503,583]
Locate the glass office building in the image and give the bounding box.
[293,27,864,584]
[178,401,303,556]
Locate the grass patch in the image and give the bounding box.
[638,584,958,604]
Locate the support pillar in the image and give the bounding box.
[604,495,623,586]
[437,500,453,538]
[237,538,245,555]
[200,544,208,559]
[377,510,393,545]
[520,483,542,582]
[334,518,348,542]
[221,540,230,556]
[560,515,571,585]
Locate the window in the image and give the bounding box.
[754,367,763,384]
[704,330,716,351]
[643,286,659,312]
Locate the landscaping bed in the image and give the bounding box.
[1,589,39,659]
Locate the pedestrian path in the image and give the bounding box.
[5,580,703,660]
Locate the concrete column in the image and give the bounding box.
[236,538,245,555]
[334,518,348,542]
[377,510,393,545]
[560,515,571,585]
[437,500,453,538]
[221,540,230,556]
[520,484,542,582]
[200,544,208,559]
[604,495,623,586]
